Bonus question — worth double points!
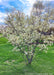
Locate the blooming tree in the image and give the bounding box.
[3,10,54,64]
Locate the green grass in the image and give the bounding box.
[0,35,54,75]
[0,37,8,44]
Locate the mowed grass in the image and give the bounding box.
[0,35,54,75]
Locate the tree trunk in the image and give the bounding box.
[28,55,33,64]
[26,46,36,65]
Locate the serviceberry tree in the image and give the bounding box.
[3,9,54,65]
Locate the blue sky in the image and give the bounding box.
[0,0,54,24]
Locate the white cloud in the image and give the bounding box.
[26,0,35,5]
[0,12,7,23]
[23,0,36,16]
[0,19,4,23]
[0,0,2,2]
[19,0,25,4]
[0,12,7,17]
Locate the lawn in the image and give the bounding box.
[0,35,54,75]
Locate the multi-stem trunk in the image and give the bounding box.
[28,55,33,64]
[26,49,35,65]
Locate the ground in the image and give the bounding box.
[0,34,54,75]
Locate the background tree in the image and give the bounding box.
[31,1,45,16]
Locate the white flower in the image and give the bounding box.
[24,51,28,55]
